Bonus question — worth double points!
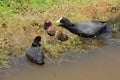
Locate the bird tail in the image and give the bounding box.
[99,26,109,35]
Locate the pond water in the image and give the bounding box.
[0,41,120,80]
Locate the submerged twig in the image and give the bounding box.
[45,54,55,64]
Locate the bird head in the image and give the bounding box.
[57,29,64,34]
[45,18,51,23]
[56,17,73,28]
[32,36,41,47]
[47,26,55,32]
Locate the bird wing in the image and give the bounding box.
[74,20,107,35]
[26,46,44,63]
[36,48,44,63]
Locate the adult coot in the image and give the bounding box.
[26,36,45,65]
[46,26,56,36]
[44,18,52,30]
[56,17,108,37]
[57,29,68,42]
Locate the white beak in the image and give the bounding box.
[56,20,60,23]
[56,17,63,23]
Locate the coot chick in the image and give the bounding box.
[26,36,45,65]
[56,17,108,37]
[44,18,52,30]
[57,29,68,42]
[46,26,56,36]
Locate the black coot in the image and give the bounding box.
[44,18,52,30]
[26,36,45,65]
[46,26,56,36]
[57,29,68,42]
[57,17,108,37]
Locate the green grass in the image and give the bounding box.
[0,0,120,68]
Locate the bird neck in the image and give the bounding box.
[61,22,74,29]
[32,42,41,47]
[66,21,74,27]
[45,22,52,26]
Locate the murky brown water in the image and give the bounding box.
[0,44,120,80]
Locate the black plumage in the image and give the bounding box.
[44,18,52,30]
[26,36,45,65]
[57,17,108,37]
[46,26,56,36]
[57,29,68,42]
